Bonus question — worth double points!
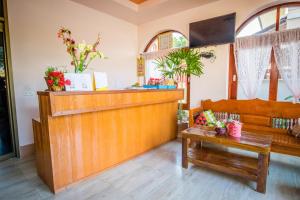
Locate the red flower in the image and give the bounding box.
[50,71,61,77]
[65,79,71,86]
[58,80,65,87]
[47,79,54,86]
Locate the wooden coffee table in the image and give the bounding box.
[181,127,272,193]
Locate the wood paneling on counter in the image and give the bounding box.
[34,89,183,193]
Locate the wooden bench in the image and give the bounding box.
[189,99,300,157]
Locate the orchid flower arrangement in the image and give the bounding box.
[57,27,105,73]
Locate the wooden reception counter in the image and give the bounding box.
[33,89,183,193]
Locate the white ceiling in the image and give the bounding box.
[70,0,219,24]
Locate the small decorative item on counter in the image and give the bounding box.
[157,85,168,89]
[94,72,108,91]
[131,82,141,87]
[45,67,71,91]
[157,78,168,89]
[148,78,160,85]
[64,73,93,91]
[143,78,159,89]
[164,79,176,89]
[143,85,157,89]
[226,120,242,138]
[143,78,177,89]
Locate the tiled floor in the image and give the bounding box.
[0,140,300,200]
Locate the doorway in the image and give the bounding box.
[0,0,18,161]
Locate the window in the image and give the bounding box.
[144,31,188,81]
[229,2,300,102]
[145,31,188,53]
[143,31,189,108]
[279,6,300,30]
[277,6,300,102]
[237,9,277,38]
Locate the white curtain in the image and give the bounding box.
[273,28,300,102]
[234,34,273,99]
[145,59,161,81]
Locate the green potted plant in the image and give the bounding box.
[155,48,215,123]
[155,48,215,83]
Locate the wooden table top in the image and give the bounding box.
[182,127,272,154]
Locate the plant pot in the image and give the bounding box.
[44,77,64,92]
[51,85,64,92]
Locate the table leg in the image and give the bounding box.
[257,153,269,193]
[182,137,188,169]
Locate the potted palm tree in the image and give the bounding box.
[156,48,215,123]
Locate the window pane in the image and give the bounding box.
[145,32,188,82]
[237,65,271,100]
[145,59,161,81]
[237,9,277,38]
[172,32,188,48]
[277,79,293,102]
[146,38,158,53]
[237,80,270,100]
[279,6,300,30]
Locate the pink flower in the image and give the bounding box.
[65,79,71,86]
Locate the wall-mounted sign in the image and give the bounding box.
[137,56,145,77]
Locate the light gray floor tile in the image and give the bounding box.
[0,141,299,200]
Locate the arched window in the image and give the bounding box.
[143,30,190,108]
[144,31,188,52]
[143,30,188,81]
[229,2,300,101]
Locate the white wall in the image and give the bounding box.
[138,0,279,108]
[7,0,138,146]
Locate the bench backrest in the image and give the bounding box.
[192,99,300,134]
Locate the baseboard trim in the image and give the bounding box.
[19,143,35,158]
